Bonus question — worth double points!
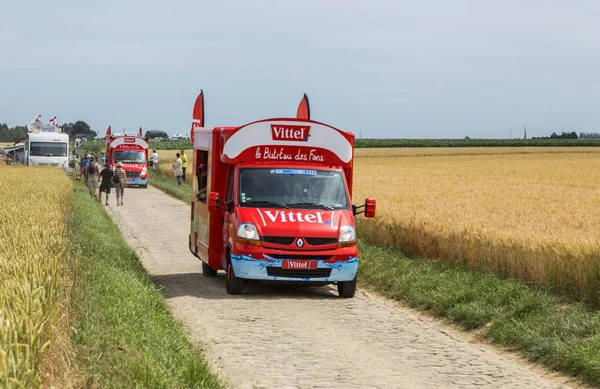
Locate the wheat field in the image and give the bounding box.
[353,147,600,302]
[0,167,72,387]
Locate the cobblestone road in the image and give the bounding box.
[106,186,579,389]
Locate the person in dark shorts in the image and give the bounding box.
[99,162,114,206]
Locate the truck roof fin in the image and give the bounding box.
[190,89,204,145]
[297,93,310,120]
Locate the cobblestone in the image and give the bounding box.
[107,187,578,389]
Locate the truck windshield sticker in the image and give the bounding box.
[272,169,317,175]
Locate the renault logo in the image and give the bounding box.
[296,238,304,248]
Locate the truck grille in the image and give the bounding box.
[262,236,295,245]
[305,237,338,245]
[126,171,140,179]
[262,237,338,246]
[267,254,332,260]
[266,267,332,278]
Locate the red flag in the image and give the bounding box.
[190,90,204,144]
[105,126,112,149]
[296,93,310,120]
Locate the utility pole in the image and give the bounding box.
[524,125,527,139]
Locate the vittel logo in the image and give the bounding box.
[264,210,324,223]
[124,137,136,143]
[270,124,311,142]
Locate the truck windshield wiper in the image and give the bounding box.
[286,202,334,210]
[243,200,289,209]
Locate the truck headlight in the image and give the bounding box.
[235,223,261,246]
[140,166,148,178]
[338,225,356,248]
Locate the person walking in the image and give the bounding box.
[180,149,187,181]
[151,149,159,171]
[99,162,114,206]
[172,153,183,186]
[85,155,101,200]
[113,162,127,206]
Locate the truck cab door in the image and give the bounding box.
[223,167,236,254]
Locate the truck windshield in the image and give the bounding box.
[30,142,67,157]
[238,168,349,210]
[113,151,146,163]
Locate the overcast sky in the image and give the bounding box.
[1,0,600,138]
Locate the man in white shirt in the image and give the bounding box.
[151,149,159,171]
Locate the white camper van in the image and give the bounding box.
[16,122,70,168]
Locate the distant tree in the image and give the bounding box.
[145,130,169,139]
[72,120,93,138]
[570,131,578,139]
[0,123,28,143]
[464,136,471,139]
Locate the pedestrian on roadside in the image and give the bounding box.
[172,153,183,186]
[99,162,114,206]
[85,155,101,200]
[151,149,158,171]
[113,162,127,206]
[180,149,187,181]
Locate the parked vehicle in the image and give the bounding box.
[10,121,69,169]
[189,91,376,297]
[104,126,149,187]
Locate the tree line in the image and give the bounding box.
[0,120,97,142]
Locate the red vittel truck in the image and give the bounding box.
[104,126,149,187]
[189,92,376,297]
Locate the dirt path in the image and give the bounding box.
[105,186,578,389]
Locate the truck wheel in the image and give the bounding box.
[337,276,357,298]
[202,261,217,277]
[226,262,244,295]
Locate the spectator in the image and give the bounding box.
[85,156,101,200]
[151,149,158,171]
[99,162,114,206]
[180,149,188,181]
[197,163,207,201]
[113,162,127,206]
[172,153,183,186]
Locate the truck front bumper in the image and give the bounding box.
[229,254,358,282]
[127,177,148,186]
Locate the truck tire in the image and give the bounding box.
[202,261,217,277]
[337,276,357,298]
[226,261,244,295]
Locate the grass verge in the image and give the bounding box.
[68,183,224,388]
[358,242,600,386]
[148,168,192,203]
[148,167,600,386]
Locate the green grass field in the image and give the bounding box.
[68,183,224,388]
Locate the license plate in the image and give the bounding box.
[281,260,317,270]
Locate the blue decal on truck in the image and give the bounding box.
[229,254,358,282]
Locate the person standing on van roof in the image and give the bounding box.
[151,149,158,171]
[113,162,127,206]
[180,149,187,181]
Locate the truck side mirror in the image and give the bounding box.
[364,198,376,218]
[353,198,376,217]
[208,192,219,212]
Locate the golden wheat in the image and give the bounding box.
[0,167,72,388]
[353,148,600,301]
